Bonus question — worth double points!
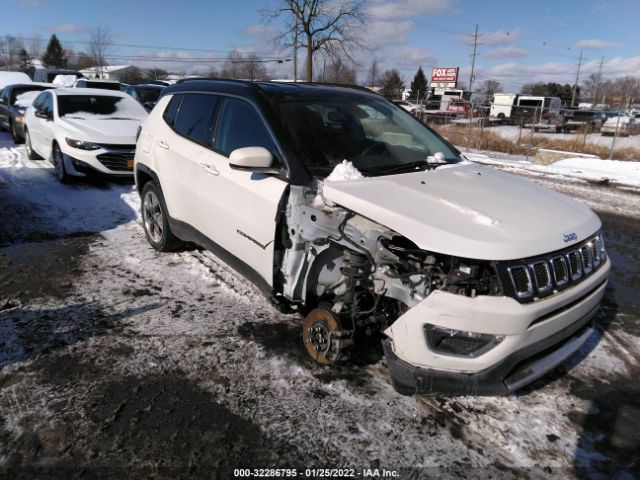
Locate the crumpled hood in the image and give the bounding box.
[322,163,601,260]
[59,117,143,144]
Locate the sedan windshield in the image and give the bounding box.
[57,95,147,120]
[272,95,459,177]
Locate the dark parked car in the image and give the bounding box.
[122,84,165,111]
[562,109,607,132]
[0,83,55,143]
[34,68,83,84]
[73,78,122,90]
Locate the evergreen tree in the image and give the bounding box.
[380,69,404,100]
[410,66,428,102]
[42,34,67,68]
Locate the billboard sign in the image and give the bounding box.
[431,67,459,88]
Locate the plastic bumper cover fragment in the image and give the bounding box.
[382,304,598,396]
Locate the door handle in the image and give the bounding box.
[199,163,219,176]
[158,139,169,149]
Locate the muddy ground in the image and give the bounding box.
[0,134,638,479]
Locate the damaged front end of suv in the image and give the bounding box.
[274,162,609,396]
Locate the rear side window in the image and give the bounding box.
[162,94,182,127]
[214,97,276,157]
[173,93,219,146]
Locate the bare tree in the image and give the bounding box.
[219,50,245,79]
[367,59,379,87]
[242,52,268,81]
[481,79,502,96]
[266,0,366,81]
[28,35,43,60]
[0,35,25,70]
[321,55,356,84]
[89,26,113,77]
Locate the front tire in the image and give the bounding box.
[25,129,42,160]
[10,121,24,144]
[141,181,184,251]
[52,143,70,183]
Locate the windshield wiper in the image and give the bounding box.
[360,160,430,176]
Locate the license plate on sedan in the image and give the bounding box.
[127,159,134,169]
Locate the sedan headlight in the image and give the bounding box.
[65,138,102,150]
[424,324,504,357]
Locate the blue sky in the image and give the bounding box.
[3,0,639,90]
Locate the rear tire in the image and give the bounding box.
[25,129,42,160]
[141,181,184,252]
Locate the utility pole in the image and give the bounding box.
[571,50,583,107]
[468,25,479,92]
[293,8,298,82]
[593,56,604,105]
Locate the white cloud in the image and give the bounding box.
[458,28,521,47]
[241,24,279,42]
[484,46,530,59]
[572,38,621,50]
[368,0,456,18]
[47,23,89,34]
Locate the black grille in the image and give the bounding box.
[532,262,551,291]
[96,152,134,171]
[508,266,531,297]
[98,143,136,150]
[550,257,568,286]
[499,233,606,303]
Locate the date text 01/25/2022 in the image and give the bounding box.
[233,468,400,478]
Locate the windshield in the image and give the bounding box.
[136,87,162,104]
[272,96,459,177]
[57,95,147,120]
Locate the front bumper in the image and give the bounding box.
[382,258,609,395]
[383,307,596,395]
[60,146,134,178]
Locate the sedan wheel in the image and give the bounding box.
[25,129,42,160]
[52,144,70,183]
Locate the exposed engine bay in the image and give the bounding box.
[275,183,504,364]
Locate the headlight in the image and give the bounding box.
[424,324,504,357]
[65,138,101,150]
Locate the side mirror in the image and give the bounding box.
[229,147,277,173]
[35,110,52,120]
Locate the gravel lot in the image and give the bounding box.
[1,131,638,479]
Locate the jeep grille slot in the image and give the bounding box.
[501,233,606,303]
[507,266,533,299]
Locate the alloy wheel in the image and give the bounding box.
[143,190,164,244]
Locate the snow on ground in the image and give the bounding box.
[0,130,639,478]
[464,151,640,188]
[489,124,640,150]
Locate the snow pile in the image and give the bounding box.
[14,91,41,108]
[325,160,363,182]
[0,71,31,88]
[426,152,445,163]
[466,152,640,188]
[52,74,77,87]
[61,97,148,121]
[440,198,502,226]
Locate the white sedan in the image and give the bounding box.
[24,88,148,182]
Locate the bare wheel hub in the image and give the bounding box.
[302,308,352,365]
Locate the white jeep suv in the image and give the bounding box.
[134,80,610,395]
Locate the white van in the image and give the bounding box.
[490,93,518,119]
